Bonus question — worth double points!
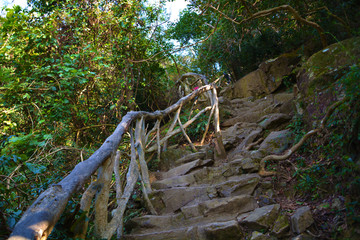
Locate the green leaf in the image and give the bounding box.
[43,134,52,140]
[23,93,31,99]
[25,162,47,174]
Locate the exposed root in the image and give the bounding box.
[259,98,348,177]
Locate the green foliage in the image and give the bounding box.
[0,1,175,236]
[340,64,360,101]
[287,114,306,143]
[171,0,360,79]
[180,108,210,141]
[292,66,360,225]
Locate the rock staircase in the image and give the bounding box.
[124,91,314,240]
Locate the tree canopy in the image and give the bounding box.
[169,0,359,79]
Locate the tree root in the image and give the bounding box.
[259,98,348,177]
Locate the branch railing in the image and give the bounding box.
[9,74,226,240]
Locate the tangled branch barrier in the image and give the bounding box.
[9,73,226,240]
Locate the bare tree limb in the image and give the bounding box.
[9,80,222,240]
[113,151,123,239]
[135,118,152,194]
[103,129,139,240]
[212,88,227,158]
[147,106,212,152]
[200,105,215,145]
[163,104,182,151]
[177,114,197,152]
[94,155,115,237]
[72,181,100,239]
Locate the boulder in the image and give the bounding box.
[203,220,243,240]
[221,123,260,149]
[259,130,294,155]
[213,174,260,197]
[238,204,280,231]
[151,172,197,189]
[223,52,300,99]
[273,92,296,115]
[149,186,209,214]
[290,206,314,234]
[271,214,290,237]
[297,37,360,127]
[250,231,272,240]
[257,195,276,207]
[200,195,258,217]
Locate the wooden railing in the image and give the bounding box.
[9,73,226,240]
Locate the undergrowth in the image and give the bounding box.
[287,64,360,236]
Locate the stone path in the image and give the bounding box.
[124,92,315,240]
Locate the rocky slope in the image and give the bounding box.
[123,90,317,240]
[123,37,360,240]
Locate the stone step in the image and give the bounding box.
[181,194,258,220]
[125,195,258,237]
[150,186,210,214]
[149,174,260,214]
[124,227,191,240]
[151,156,259,190]
[156,158,214,180]
[125,204,291,240]
[125,219,245,240]
[175,151,207,166]
[128,194,257,235]
[125,214,185,235]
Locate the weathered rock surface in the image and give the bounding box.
[175,151,207,166]
[258,113,292,130]
[200,194,258,217]
[291,233,315,240]
[259,129,294,155]
[213,174,260,197]
[271,214,290,237]
[290,206,314,234]
[159,158,213,179]
[297,37,360,126]
[160,148,193,171]
[125,78,317,239]
[223,52,300,99]
[250,231,272,240]
[150,186,209,214]
[203,220,243,240]
[238,204,280,231]
[231,157,259,173]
